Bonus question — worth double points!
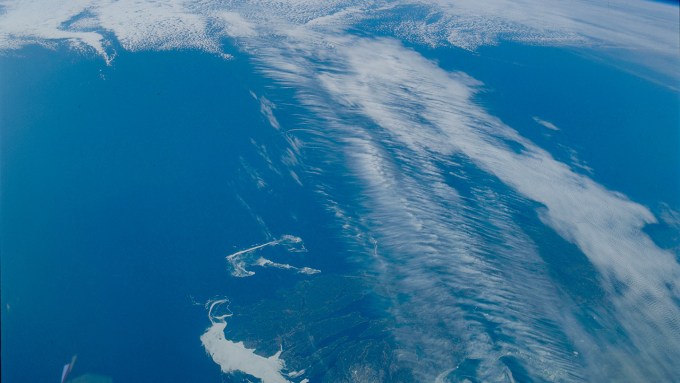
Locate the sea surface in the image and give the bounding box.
[1,2,679,382]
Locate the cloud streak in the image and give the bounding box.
[533,116,560,131]
[3,0,678,380]
[251,31,680,380]
[226,235,318,278]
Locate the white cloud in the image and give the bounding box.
[389,0,679,82]
[251,31,680,380]
[200,299,291,383]
[0,0,107,57]
[533,116,560,131]
[0,0,677,82]
[257,95,281,130]
[2,0,678,380]
[226,235,317,277]
[216,11,256,38]
[93,0,215,52]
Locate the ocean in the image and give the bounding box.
[2,5,679,381]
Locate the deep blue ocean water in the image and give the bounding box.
[1,47,347,382]
[2,18,679,383]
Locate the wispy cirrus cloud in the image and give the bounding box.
[3,0,678,381]
[250,31,680,380]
